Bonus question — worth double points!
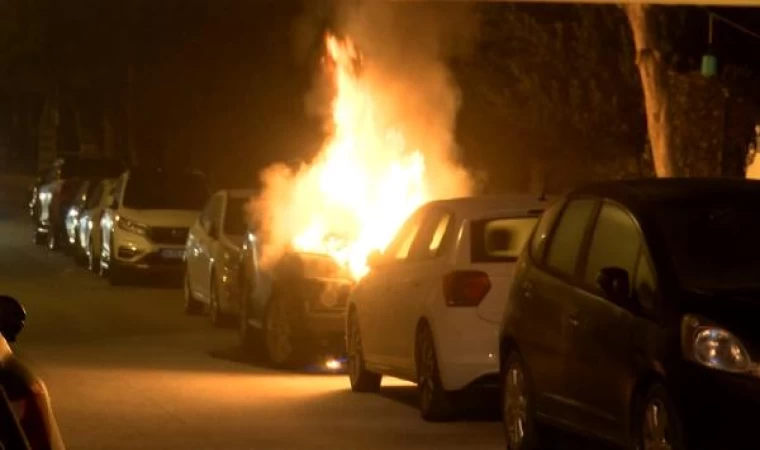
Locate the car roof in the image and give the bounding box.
[424,193,551,219]
[573,178,760,212]
[220,189,256,199]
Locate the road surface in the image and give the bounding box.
[0,214,506,450]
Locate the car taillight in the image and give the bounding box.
[443,270,491,307]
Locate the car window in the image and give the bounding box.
[544,198,596,277]
[583,202,641,292]
[200,195,222,232]
[472,216,538,263]
[85,184,103,209]
[410,209,452,260]
[384,211,424,262]
[224,197,250,236]
[634,252,656,312]
[530,200,564,262]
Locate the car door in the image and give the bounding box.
[188,194,221,300]
[517,197,598,422]
[359,210,426,370]
[385,208,453,374]
[567,201,656,441]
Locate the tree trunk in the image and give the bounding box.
[626,4,678,177]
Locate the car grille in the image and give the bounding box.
[147,227,189,245]
[302,279,352,312]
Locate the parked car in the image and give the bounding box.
[237,234,354,368]
[64,180,103,261]
[100,168,209,285]
[35,156,125,250]
[345,194,546,421]
[0,295,65,450]
[184,189,255,326]
[28,167,49,220]
[500,179,760,450]
[77,179,116,272]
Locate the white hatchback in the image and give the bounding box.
[346,194,548,421]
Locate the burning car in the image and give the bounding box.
[238,232,354,369]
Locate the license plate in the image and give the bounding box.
[161,249,185,259]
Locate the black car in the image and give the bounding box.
[0,296,65,450]
[237,232,354,369]
[500,179,760,450]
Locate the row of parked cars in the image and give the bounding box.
[27,158,760,449]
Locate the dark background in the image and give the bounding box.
[2,0,760,193]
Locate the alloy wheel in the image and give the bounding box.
[642,399,673,450]
[504,360,528,449]
[265,299,292,364]
[418,333,437,411]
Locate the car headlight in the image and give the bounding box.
[682,314,753,374]
[116,217,149,236]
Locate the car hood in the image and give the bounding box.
[684,288,760,346]
[119,208,198,228]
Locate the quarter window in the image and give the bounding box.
[544,198,596,277]
[583,202,641,290]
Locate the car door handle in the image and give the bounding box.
[522,281,534,298]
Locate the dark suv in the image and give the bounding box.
[500,179,760,450]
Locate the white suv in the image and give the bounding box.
[100,168,209,285]
[346,194,548,421]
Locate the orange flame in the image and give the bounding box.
[255,33,470,280]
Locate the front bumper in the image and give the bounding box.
[670,361,760,448]
[112,229,186,273]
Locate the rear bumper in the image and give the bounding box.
[302,309,346,356]
[431,309,500,391]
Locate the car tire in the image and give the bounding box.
[633,383,685,450]
[33,229,46,246]
[416,324,455,422]
[184,271,203,315]
[209,274,229,328]
[88,240,99,273]
[47,228,59,251]
[263,289,302,368]
[239,279,261,355]
[347,310,382,393]
[502,351,541,450]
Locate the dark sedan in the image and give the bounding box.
[237,233,354,369]
[500,178,760,450]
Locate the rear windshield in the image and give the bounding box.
[60,159,125,179]
[122,172,208,210]
[471,216,539,263]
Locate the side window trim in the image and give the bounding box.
[539,195,599,285]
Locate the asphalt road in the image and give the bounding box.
[0,214,506,450]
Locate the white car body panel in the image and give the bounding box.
[348,194,548,391]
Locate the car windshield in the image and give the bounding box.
[60,159,124,179]
[122,172,208,210]
[657,196,760,289]
[224,197,250,236]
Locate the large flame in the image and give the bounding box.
[253,32,471,280]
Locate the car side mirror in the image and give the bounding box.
[597,267,631,307]
[0,296,26,343]
[367,250,384,269]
